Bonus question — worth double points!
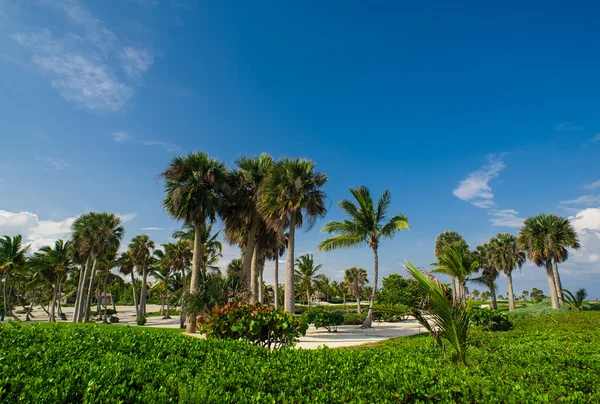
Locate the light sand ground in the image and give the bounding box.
[11,304,425,349]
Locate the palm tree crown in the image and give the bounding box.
[344,267,368,314]
[294,254,323,308]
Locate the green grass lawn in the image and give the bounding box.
[1,311,599,403]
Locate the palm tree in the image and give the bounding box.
[318,186,409,327]
[71,212,124,322]
[29,240,74,322]
[0,235,29,321]
[160,151,230,332]
[343,267,368,314]
[117,251,139,316]
[152,246,176,318]
[431,241,477,304]
[259,158,328,313]
[294,254,323,308]
[314,274,331,304]
[434,231,467,301]
[489,233,526,312]
[471,243,500,310]
[518,214,580,309]
[226,258,243,281]
[129,234,155,317]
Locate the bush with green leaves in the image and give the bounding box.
[470,308,513,331]
[136,316,147,326]
[508,298,568,320]
[109,315,120,323]
[302,307,344,332]
[198,302,308,349]
[342,311,367,325]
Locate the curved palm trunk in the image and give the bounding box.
[82,259,98,322]
[545,259,560,309]
[284,212,297,314]
[506,271,516,312]
[362,247,379,328]
[242,214,259,296]
[73,259,90,322]
[141,269,149,316]
[306,289,311,308]
[250,246,258,303]
[490,283,498,310]
[187,220,204,333]
[552,259,564,305]
[50,280,58,322]
[180,267,186,328]
[274,258,279,309]
[130,272,140,317]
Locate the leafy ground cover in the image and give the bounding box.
[1,312,599,403]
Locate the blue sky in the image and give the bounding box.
[1,0,600,297]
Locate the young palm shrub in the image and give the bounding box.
[403,261,472,365]
[563,288,587,311]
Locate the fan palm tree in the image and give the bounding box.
[0,235,29,321]
[117,251,139,316]
[434,231,467,301]
[518,214,580,309]
[489,233,526,311]
[343,267,368,314]
[259,158,328,313]
[226,258,243,281]
[160,151,229,332]
[431,241,477,304]
[294,254,323,308]
[71,212,124,322]
[129,234,155,317]
[318,186,409,327]
[471,243,500,310]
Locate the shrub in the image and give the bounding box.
[373,303,409,322]
[302,307,344,332]
[470,308,513,331]
[342,312,367,325]
[110,315,120,323]
[508,298,568,320]
[89,309,117,317]
[136,316,147,326]
[198,302,308,349]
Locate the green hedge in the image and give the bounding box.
[0,312,599,402]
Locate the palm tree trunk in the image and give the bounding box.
[552,259,564,305]
[82,259,98,322]
[362,247,379,328]
[356,292,361,314]
[187,220,204,333]
[141,269,148,316]
[306,289,311,309]
[130,272,139,317]
[103,277,109,324]
[545,259,560,309]
[50,280,58,322]
[343,293,346,306]
[490,283,498,310]
[274,258,279,309]
[506,272,516,312]
[73,258,90,322]
[284,211,297,314]
[180,267,186,328]
[250,246,258,303]
[258,265,264,304]
[2,274,8,322]
[242,214,259,296]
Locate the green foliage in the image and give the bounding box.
[342,311,367,325]
[377,273,426,308]
[136,316,147,326]
[1,312,599,402]
[470,308,513,331]
[89,309,117,317]
[109,315,120,323]
[302,307,344,332]
[508,299,568,320]
[198,302,308,349]
[563,288,587,311]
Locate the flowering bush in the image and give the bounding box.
[197,302,307,349]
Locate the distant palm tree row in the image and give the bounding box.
[433,213,580,311]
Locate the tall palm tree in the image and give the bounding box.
[269,232,288,309]
[344,267,368,314]
[489,233,526,312]
[471,243,500,310]
[71,212,124,322]
[129,234,155,317]
[518,214,580,309]
[259,158,328,313]
[314,274,331,304]
[152,246,175,318]
[29,240,74,322]
[160,151,230,332]
[318,186,409,327]
[431,241,477,304]
[117,251,139,316]
[0,235,29,321]
[294,254,323,308]
[434,231,466,301]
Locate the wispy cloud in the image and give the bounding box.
[117,212,138,222]
[487,209,524,228]
[131,0,160,7]
[584,180,600,190]
[113,131,130,143]
[35,155,73,171]
[112,130,180,152]
[590,133,600,142]
[452,154,505,207]
[141,227,163,231]
[554,122,584,132]
[560,195,600,206]
[10,1,153,112]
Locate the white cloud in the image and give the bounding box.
[141,227,162,231]
[560,195,600,206]
[0,210,75,251]
[570,208,600,233]
[117,212,137,223]
[584,180,600,190]
[591,133,600,142]
[554,122,583,131]
[35,155,72,170]
[452,154,505,206]
[113,131,130,142]
[120,47,154,79]
[132,0,160,7]
[563,208,600,278]
[487,209,524,228]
